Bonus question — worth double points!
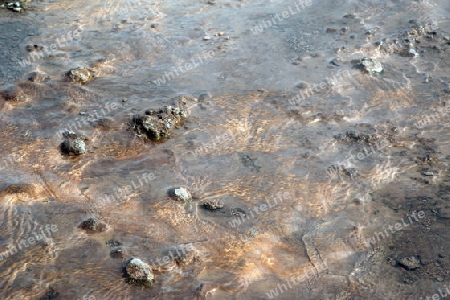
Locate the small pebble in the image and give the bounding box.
[421,171,435,176]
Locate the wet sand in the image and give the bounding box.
[1,0,450,299]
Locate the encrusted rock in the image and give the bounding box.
[61,131,86,156]
[132,106,187,141]
[398,256,421,270]
[79,218,106,233]
[124,258,154,287]
[67,67,95,84]
[355,57,383,73]
[168,187,192,202]
[203,199,224,210]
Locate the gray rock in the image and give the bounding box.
[421,171,435,176]
[168,187,192,202]
[61,132,86,156]
[357,57,383,73]
[398,256,421,270]
[67,67,95,84]
[125,258,154,287]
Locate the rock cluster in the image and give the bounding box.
[132,106,187,141]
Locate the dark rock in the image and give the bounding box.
[1,87,28,102]
[334,130,375,144]
[240,154,261,172]
[26,44,44,52]
[124,258,154,287]
[343,13,356,19]
[421,171,435,176]
[4,1,24,12]
[39,286,59,300]
[326,28,337,34]
[203,199,224,210]
[168,187,192,202]
[28,71,47,83]
[132,106,187,141]
[110,247,124,258]
[398,256,421,270]
[79,218,106,233]
[106,239,122,247]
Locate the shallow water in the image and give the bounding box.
[1,0,450,299]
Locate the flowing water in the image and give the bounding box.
[1,0,450,299]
